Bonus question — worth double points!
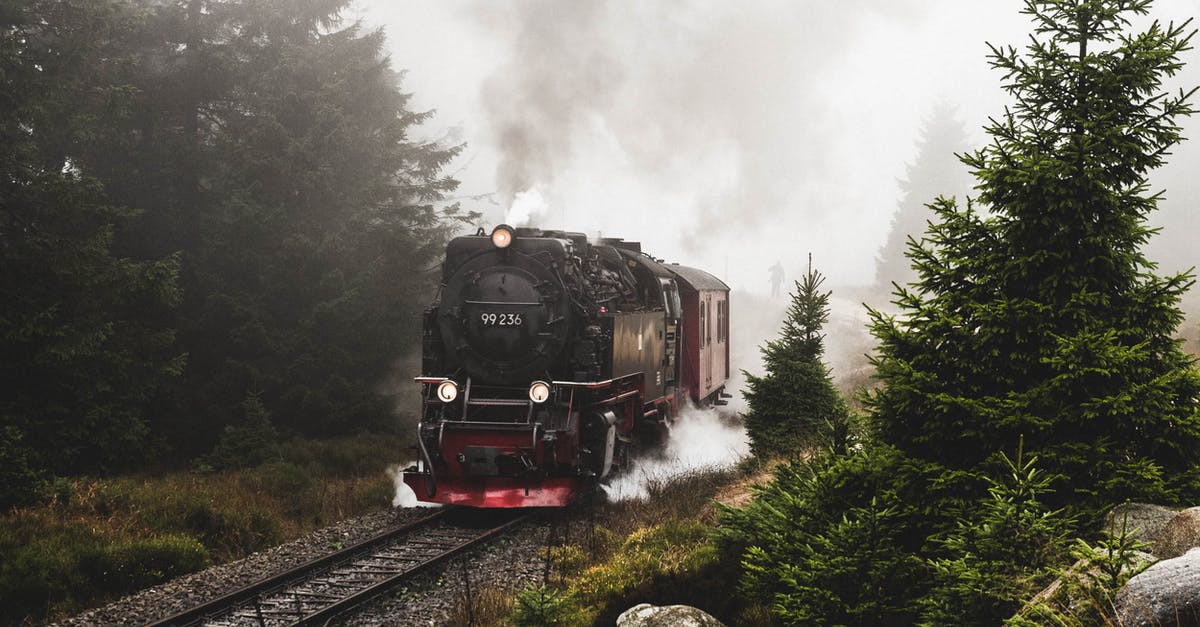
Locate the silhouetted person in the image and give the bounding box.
[769,261,784,298]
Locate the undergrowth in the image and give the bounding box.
[0,432,401,624]
[449,466,745,626]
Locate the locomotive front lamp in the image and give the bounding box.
[529,380,551,403]
[436,379,459,403]
[491,224,514,249]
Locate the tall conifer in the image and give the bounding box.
[875,103,973,293]
[867,0,1200,515]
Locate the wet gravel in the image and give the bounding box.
[53,507,584,626]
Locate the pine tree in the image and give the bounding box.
[0,0,471,472]
[0,0,183,481]
[875,103,974,294]
[53,0,473,453]
[867,0,1200,517]
[742,257,847,458]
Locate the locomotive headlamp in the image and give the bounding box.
[491,224,514,249]
[528,380,551,404]
[436,379,459,403]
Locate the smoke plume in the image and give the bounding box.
[471,0,938,274]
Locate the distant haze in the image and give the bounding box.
[357,0,1200,392]
[354,0,1200,293]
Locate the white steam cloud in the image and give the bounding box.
[602,405,749,502]
[504,187,549,227]
[387,463,441,508]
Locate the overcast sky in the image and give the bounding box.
[349,0,1200,291]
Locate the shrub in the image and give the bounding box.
[1010,523,1151,626]
[277,432,404,477]
[0,425,46,510]
[77,534,208,594]
[354,476,395,510]
[570,520,728,623]
[205,392,281,471]
[718,444,962,625]
[245,460,313,494]
[0,523,207,623]
[0,528,82,623]
[143,492,280,560]
[920,444,1073,625]
[511,584,579,626]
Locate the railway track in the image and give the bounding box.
[147,509,528,627]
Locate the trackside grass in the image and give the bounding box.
[0,432,401,624]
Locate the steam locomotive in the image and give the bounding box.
[402,225,730,507]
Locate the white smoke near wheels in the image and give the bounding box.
[601,404,749,502]
[387,463,441,508]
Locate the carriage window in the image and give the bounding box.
[717,300,725,342]
[706,299,712,345]
[715,301,721,343]
[723,300,729,342]
[700,302,707,346]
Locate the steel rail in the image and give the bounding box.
[294,513,527,625]
[145,508,523,627]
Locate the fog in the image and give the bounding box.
[356,0,1200,385]
[355,0,1197,285]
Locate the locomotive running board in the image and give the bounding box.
[402,474,582,508]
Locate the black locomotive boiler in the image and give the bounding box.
[403,225,729,507]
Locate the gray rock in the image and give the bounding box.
[617,603,725,627]
[1153,506,1200,559]
[1104,503,1178,548]
[1113,547,1200,626]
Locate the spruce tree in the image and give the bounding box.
[920,443,1072,625]
[718,445,943,625]
[0,0,183,480]
[867,0,1200,517]
[742,258,846,458]
[875,103,974,294]
[53,0,471,452]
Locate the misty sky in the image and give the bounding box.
[350,0,1200,291]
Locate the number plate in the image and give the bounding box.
[480,312,524,327]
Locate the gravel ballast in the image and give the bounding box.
[54,507,570,626]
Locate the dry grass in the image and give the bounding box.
[596,466,741,536]
[444,465,758,625]
[444,586,516,626]
[0,434,400,624]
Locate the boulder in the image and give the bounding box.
[617,603,725,627]
[1103,503,1178,548]
[1152,506,1200,559]
[1113,547,1200,626]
